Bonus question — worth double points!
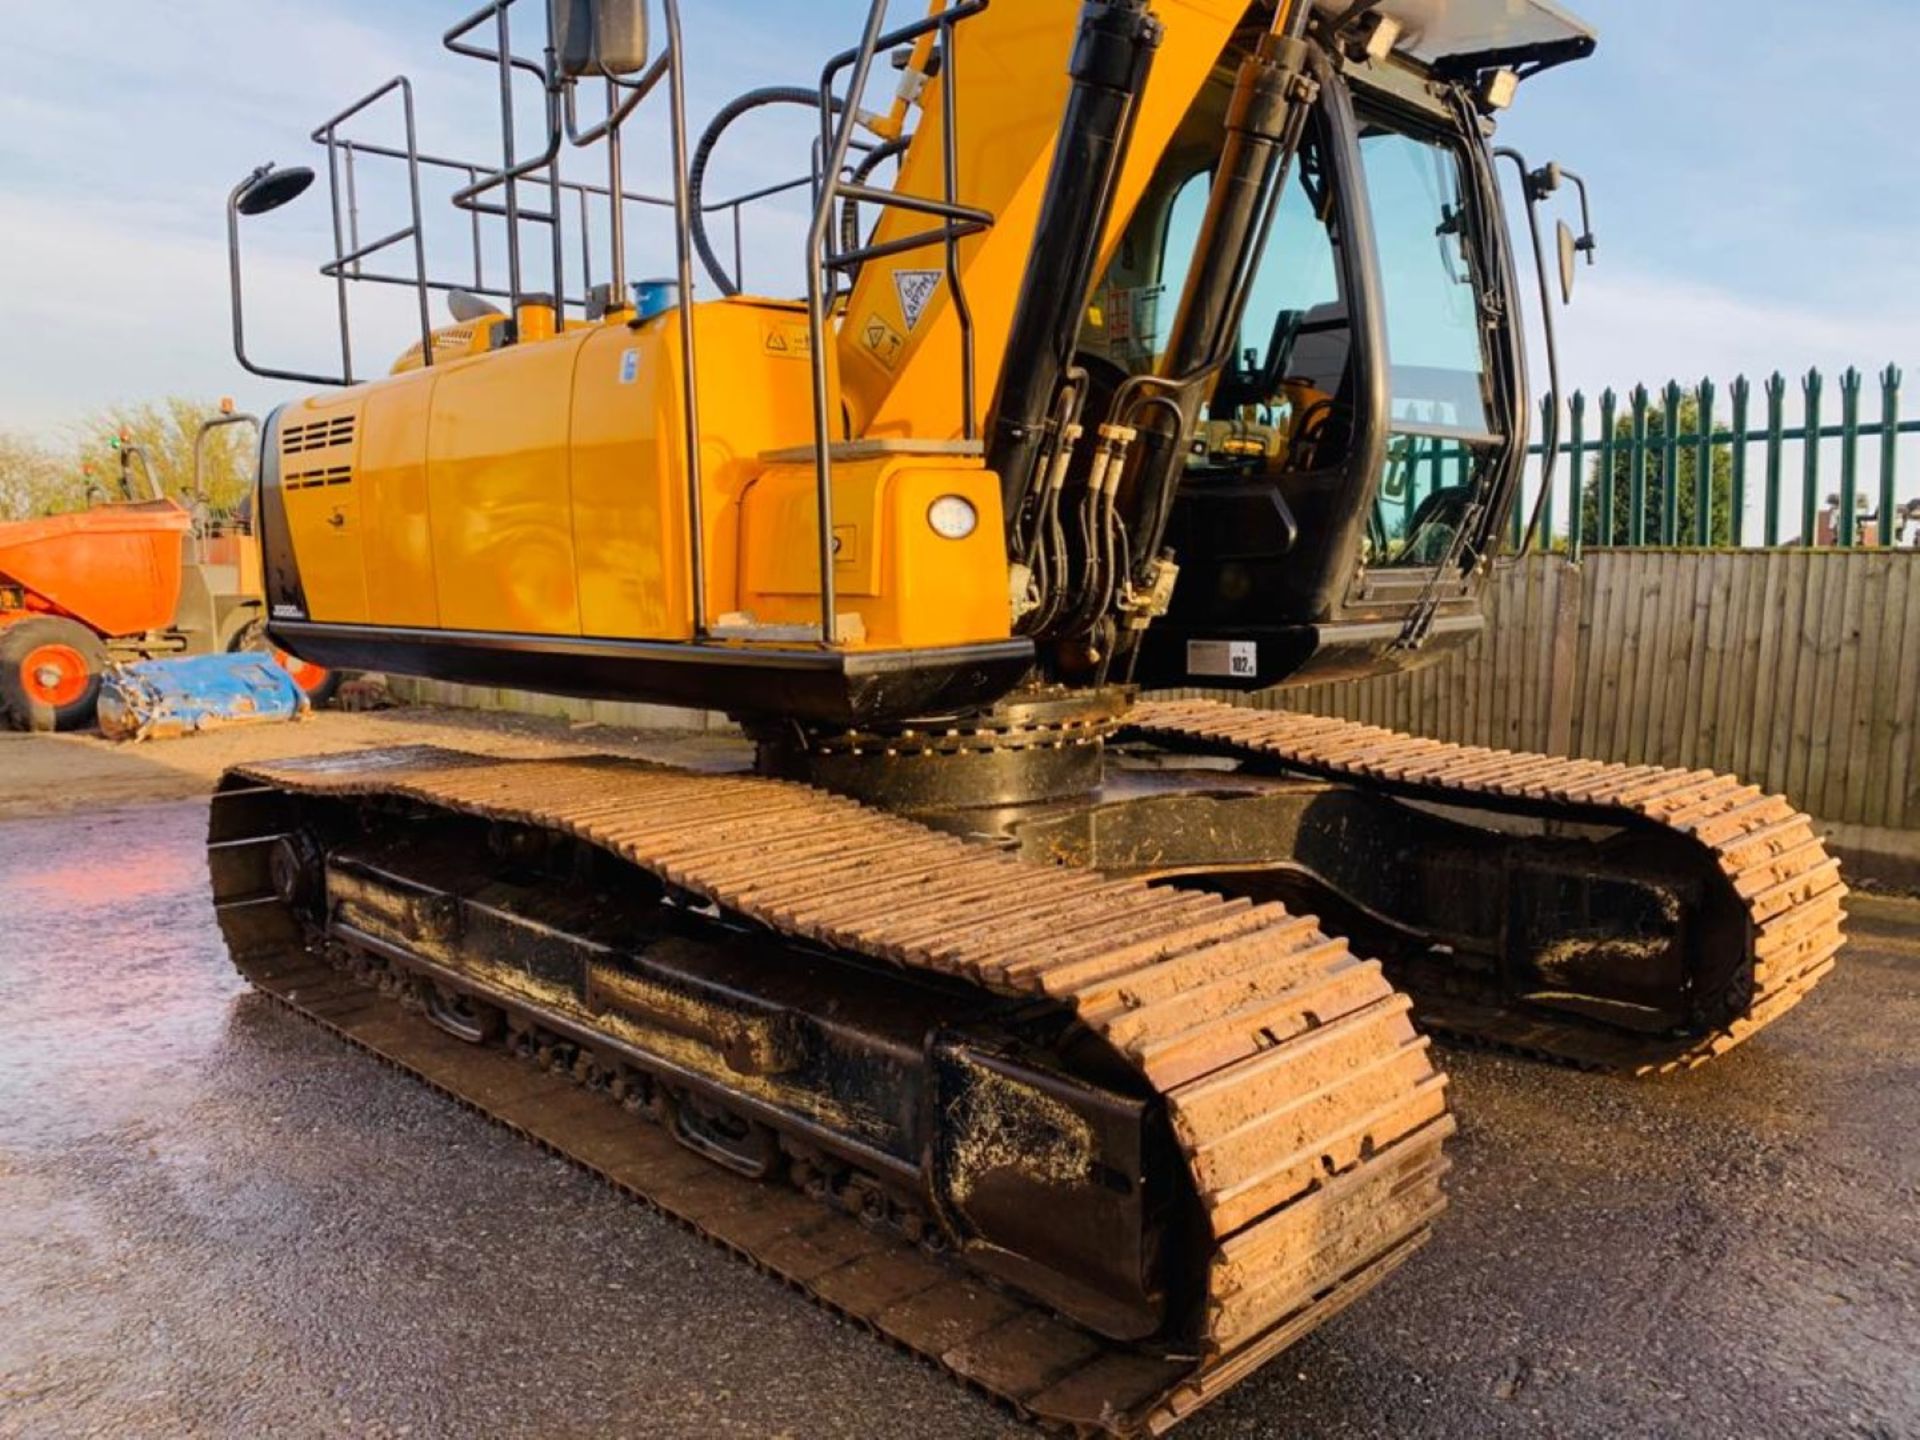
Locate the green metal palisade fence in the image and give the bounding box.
[1422,363,1920,553]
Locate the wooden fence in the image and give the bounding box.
[1267,549,1920,881]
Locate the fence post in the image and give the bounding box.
[1765,372,1786,546]
[1694,376,1716,546]
[1427,433,1443,529]
[1539,395,1555,545]
[1802,368,1825,546]
[1629,384,1651,546]
[1730,375,1751,548]
[1880,364,1903,549]
[1545,561,1584,756]
[1511,439,1525,550]
[1598,387,1618,545]
[1838,366,1863,547]
[1661,380,1684,545]
[1568,390,1588,562]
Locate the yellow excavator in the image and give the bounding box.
[207,0,1844,1429]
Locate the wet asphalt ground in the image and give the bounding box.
[2,796,1916,1440]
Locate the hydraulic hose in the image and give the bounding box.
[688,87,847,297]
[984,0,1162,546]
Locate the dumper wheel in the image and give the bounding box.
[230,619,342,709]
[0,617,108,733]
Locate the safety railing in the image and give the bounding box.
[229,0,1000,649]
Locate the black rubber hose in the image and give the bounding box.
[689,87,847,298]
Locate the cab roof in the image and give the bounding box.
[1315,0,1597,72]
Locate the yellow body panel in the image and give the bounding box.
[737,454,1009,648]
[278,301,1018,652]
[570,301,824,640]
[426,329,587,635]
[359,371,440,628]
[839,0,1247,440]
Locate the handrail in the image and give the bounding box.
[801,0,995,648]
[315,78,432,385]
[804,1,895,649]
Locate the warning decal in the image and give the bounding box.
[861,314,906,370]
[762,321,812,360]
[893,269,942,332]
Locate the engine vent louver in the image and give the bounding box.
[282,415,357,456]
[283,464,354,492]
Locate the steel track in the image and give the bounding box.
[208,748,1454,1435]
[1122,700,1847,1074]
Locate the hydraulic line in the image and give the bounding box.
[688,87,848,296]
[985,0,1162,548]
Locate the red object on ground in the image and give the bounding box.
[0,500,191,637]
[271,645,333,699]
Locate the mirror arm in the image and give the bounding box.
[227,178,350,388]
[118,444,163,504]
[1494,146,1564,560]
[1562,167,1598,261]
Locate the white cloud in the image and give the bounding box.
[1552,267,1920,402]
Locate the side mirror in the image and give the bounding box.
[1557,220,1578,305]
[233,164,315,217]
[551,0,650,79]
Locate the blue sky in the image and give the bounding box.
[3,0,1916,449]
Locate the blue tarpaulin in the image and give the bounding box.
[98,653,309,742]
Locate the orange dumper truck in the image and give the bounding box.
[0,416,336,731]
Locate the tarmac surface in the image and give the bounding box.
[1,711,1916,1439]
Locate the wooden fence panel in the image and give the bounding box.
[1264,549,1920,832]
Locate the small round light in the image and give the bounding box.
[928,494,979,541]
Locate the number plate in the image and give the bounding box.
[1188,640,1259,680]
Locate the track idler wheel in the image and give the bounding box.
[268,831,325,912]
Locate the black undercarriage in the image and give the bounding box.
[259,801,1196,1345]
[753,689,1749,1050]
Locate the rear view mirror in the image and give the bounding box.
[552,0,650,78]
[234,164,315,218]
[1557,220,1578,304]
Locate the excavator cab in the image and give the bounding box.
[1074,8,1582,692]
